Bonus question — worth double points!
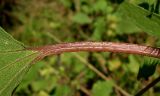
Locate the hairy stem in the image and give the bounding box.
[29,41,160,96]
[28,42,160,59]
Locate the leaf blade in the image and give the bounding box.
[0,27,40,96]
[117,2,160,37]
[0,27,25,51]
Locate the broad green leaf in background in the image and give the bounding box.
[59,0,72,8]
[54,85,72,96]
[127,55,139,74]
[72,12,92,24]
[117,1,160,37]
[91,17,106,40]
[0,27,40,96]
[92,0,108,14]
[116,13,141,34]
[132,0,156,5]
[108,58,121,71]
[92,80,114,96]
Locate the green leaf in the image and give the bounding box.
[91,17,106,40]
[92,0,108,13]
[92,80,114,96]
[31,77,57,92]
[72,12,92,24]
[117,1,160,37]
[127,55,139,74]
[0,27,24,51]
[116,13,141,34]
[55,85,72,96]
[59,0,72,8]
[0,27,39,96]
[132,0,156,5]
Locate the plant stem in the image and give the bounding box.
[32,40,136,95]
[135,76,160,96]
[29,42,160,59]
[29,41,160,96]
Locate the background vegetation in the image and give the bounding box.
[1,0,160,96]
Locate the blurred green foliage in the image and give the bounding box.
[1,0,160,96]
[92,80,114,96]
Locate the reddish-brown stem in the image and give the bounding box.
[28,41,160,96]
[28,41,160,59]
